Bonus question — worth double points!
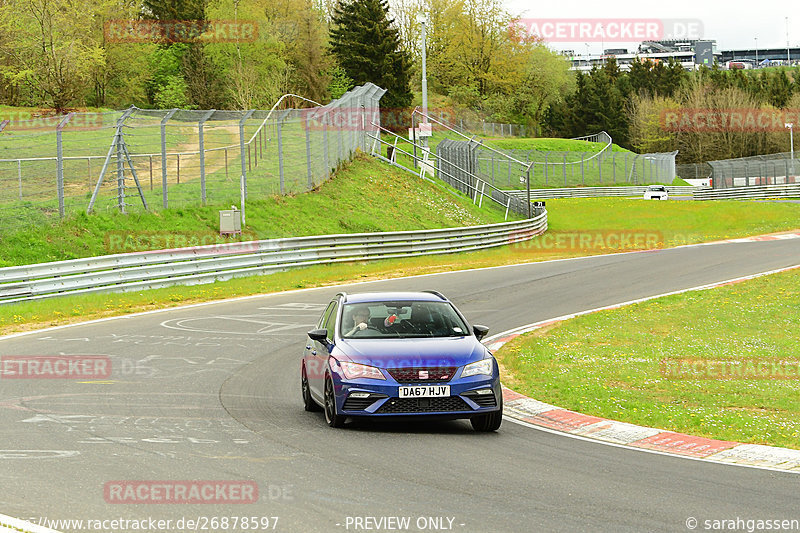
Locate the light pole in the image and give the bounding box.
[786,123,795,176]
[755,37,758,66]
[787,17,791,63]
[417,13,429,152]
[584,43,590,67]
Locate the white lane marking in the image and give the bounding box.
[3,231,797,342]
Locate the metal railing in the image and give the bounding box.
[693,184,800,200]
[0,215,547,304]
[368,119,530,219]
[504,185,701,199]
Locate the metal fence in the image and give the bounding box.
[677,162,712,180]
[0,83,386,229]
[412,109,525,138]
[477,145,678,188]
[504,185,700,200]
[708,152,798,189]
[0,214,547,304]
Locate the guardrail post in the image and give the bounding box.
[239,109,255,225]
[160,109,177,209]
[198,109,215,206]
[56,113,75,218]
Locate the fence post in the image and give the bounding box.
[149,155,153,190]
[278,116,285,194]
[56,113,75,218]
[598,153,602,183]
[305,111,313,190]
[18,160,22,200]
[612,152,616,183]
[161,109,177,209]
[239,109,255,225]
[625,152,629,183]
[544,152,548,185]
[581,153,585,185]
[323,114,330,180]
[198,109,215,206]
[563,153,567,186]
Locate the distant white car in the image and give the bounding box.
[643,185,669,200]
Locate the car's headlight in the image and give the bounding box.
[461,358,494,378]
[339,361,386,380]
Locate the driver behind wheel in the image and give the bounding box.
[345,307,371,336]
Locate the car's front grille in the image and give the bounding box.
[343,394,387,411]
[376,396,471,413]
[462,391,497,408]
[387,367,458,384]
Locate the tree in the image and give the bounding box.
[330,0,412,109]
[0,0,104,111]
[507,44,572,136]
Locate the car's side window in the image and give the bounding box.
[323,302,339,339]
[319,301,336,329]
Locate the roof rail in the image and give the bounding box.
[422,290,447,300]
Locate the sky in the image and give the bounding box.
[505,0,798,55]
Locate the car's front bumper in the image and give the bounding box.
[332,374,502,418]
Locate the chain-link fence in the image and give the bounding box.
[409,108,525,138]
[476,147,677,188]
[676,162,712,180]
[708,152,798,188]
[0,83,386,229]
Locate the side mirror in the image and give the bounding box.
[307,329,328,343]
[473,324,489,341]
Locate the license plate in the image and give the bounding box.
[398,385,450,398]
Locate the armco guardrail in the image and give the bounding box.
[504,186,700,199]
[693,184,800,200]
[0,214,547,304]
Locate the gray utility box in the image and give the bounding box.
[219,208,242,236]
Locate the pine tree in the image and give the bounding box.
[329,0,413,110]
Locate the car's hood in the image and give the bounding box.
[334,337,486,368]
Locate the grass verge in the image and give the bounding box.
[0,154,512,267]
[495,267,800,449]
[1,196,799,336]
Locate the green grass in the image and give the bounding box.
[1,193,799,336]
[0,153,514,267]
[488,137,631,153]
[542,197,800,247]
[495,268,800,449]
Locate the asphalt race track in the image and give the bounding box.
[1,238,799,532]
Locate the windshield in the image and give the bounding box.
[341,301,470,338]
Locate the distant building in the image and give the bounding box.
[568,39,800,71]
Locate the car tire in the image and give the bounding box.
[302,366,321,412]
[324,376,346,428]
[470,397,503,432]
